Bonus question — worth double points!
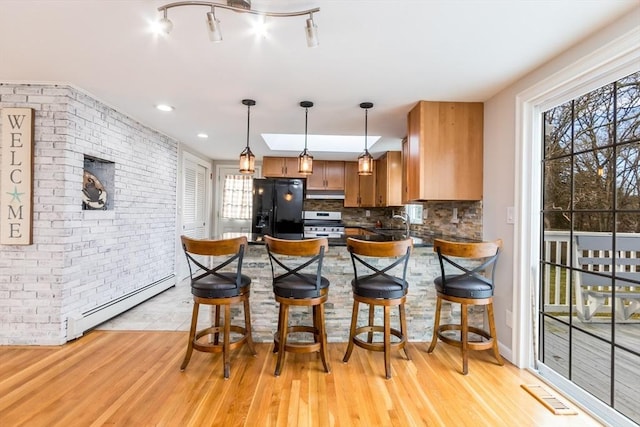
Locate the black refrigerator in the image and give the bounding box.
[252,178,305,238]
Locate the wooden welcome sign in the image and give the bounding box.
[1,108,34,245]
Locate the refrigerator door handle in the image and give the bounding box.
[272,204,278,234]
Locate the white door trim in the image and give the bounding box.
[213,164,261,236]
[512,25,639,426]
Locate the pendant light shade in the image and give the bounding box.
[239,99,256,174]
[358,102,374,176]
[298,101,314,175]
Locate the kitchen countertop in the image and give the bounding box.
[220,228,480,248]
[219,231,428,246]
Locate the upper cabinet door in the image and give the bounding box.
[343,162,359,207]
[263,156,286,177]
[323,161,345,190]
[283,158,305,178]
[376,154,388,207]
[263,157,306,178]
[376,151,402,207]
[306,160,327,189]
[344,161,375,207]
[304,160,345,190]
[358,168,376,207]
[404,101,483,201]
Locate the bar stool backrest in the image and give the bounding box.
[264,236,329,292]
[347,237,413,285]
[433,239,502,288]
[181,235,248,289]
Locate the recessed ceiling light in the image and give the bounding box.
[197,133,208,139]
[156,104,174,112]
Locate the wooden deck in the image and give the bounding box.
[0,331,603,427]
[541,316,640,424]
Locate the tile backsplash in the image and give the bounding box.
[303,199,482,239]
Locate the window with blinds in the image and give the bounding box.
[221,174,253,220]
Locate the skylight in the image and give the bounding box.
[262,134,381,153]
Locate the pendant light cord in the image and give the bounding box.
[304,107,309,150]
[246,103,251,149]
[364,108,368,151]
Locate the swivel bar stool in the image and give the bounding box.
[343,237,413,379]
[264,235,331,377]
[180,235,256,379]
[427,238,504,375]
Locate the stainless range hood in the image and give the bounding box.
[305,190,345,200]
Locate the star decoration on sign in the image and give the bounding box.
[7,186,24,203]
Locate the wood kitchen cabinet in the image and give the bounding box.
[344,161,376,207]
[403,101,483,202]
[262,156,305,178]
[306,160,345,191]
[375,151,402,207]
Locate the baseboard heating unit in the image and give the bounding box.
[66,274,176,340]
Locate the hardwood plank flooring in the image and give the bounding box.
[0,331,602,426]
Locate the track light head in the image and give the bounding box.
[206,10,222,42]
[305,15,319,48]
[158,10,173,34]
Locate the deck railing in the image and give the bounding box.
[542,230,640,315]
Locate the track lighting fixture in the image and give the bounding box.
[298,101,314,175]
[239,99,256,174]
[157,1,320,47]
[358,102,374,176]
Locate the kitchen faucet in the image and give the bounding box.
[392,213,410,237]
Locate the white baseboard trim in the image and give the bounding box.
[66,275,175,340]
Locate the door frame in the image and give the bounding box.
[213,164,261,237]
[513,27,639,425]
[176,149,212,281]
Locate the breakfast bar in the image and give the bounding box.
[219,230,481,343]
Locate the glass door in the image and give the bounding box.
[538,71,640,424]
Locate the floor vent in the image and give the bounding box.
[521,384,578,415]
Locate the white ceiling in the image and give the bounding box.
[1,0,637,161]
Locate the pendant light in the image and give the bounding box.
[298,101,314,175]
[358,102,374,176]
[239,99,256,174]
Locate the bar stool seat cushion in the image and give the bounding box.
[351,276,408,300]
[273,274,330,299]
[191,273,252,299]
[434,275,493,299]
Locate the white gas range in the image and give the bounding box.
[303,211,345,238]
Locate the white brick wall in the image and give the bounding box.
[0,84,178,345]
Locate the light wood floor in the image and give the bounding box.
[0,331,602,427]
